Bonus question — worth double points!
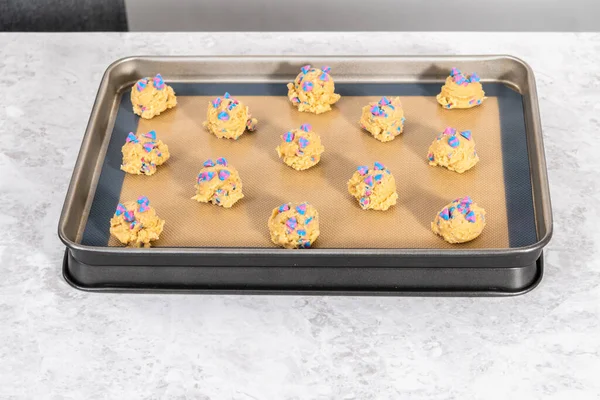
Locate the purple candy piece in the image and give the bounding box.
[143,142,154,153]
[439,208,450,221]
[136,79,147,92]
[218,111,229,121]
[460,130,472,140]
[364,175,374,186]
[123,210,135,222]
[448,136,460,148]
[126,132,139,143]
[286,217,297,231]
[283,131,295,142]
[298,137,310,149]
[379,96,391,106]
[373,161,384,170]
[216,157,228,166]
[203,159,215,167]
[302,81,314,92]
[322,66,331,73]
[153,74,165,90]
[301,65,311,74]
[116,203,127,216]
[296,204,307,215]
[144,130,157,140]
[300,123,311,132]
[218,170,231,181]
[357,165,369,176]
[279,203,290,213]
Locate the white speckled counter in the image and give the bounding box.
[0,33,599,399]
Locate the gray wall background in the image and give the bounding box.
[125,0,599,31]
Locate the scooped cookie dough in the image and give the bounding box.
[121,130,170,176]
[276,124,325,170]
[436,68,486,109]
[287,65,341,114]
[431,196,486,244]
[192,157,244,208]
[268,202,320,249]
[109,196,165,248]
[359,96,406,142]
[203,92,258,140]
[347,162,398,211]
[131,74,177,119]
[427,127,479,173]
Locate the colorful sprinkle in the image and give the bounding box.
[218,111,229,121]
[443,127,456,136]
[224,92,231,99]
[135,79,147,92]
[322,66,331,73]
[116,203,127,216]
[379,96,391,106]
[320,72,329,81]
[450,67,460,77]
[212,97,222,108]
[129,220,137,230]
[370,105,386,117]
[364,175,374,186]
[123,210,135,223]
[143,130,157,140]
[297,229,306,237]
[301,65,311,74]
[279,203,290,213]
[302,240,311,248]
[357,166,369,176]
[364,190,372,196]
[300,123,311,132]
[302,81,314,92]
[286,217,297,231]
[143,143,154,153]
[283,131,295,142]
[448,136,460,148]
[292,97,300,104]
[218,170,230,181]
[466,211,476,223]
[373,162,385,170]
[460,130,472,140]
[360,197,370,207]
[203,159,215,167]
[439,208,450,221]
[374,174,383,182]
[298,137,310,148]
[296,204,307,215]
[216,157,228,166]
[470,73,480,83]
[305,216,313,225]
[137,196,149,205]
[153,74,165,90]
[198,171,215,182]
[126,132,139,143]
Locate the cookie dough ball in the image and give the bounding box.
[436,68,486,109]
[131,74,177,119]
[359,96,406,142]
[427,127,479,173]
[287,65,341,114]
[109,197,165,247]
[121,130,170,176]
[268,202,320,249]
[192,157,244,208]
[431,196,486,243]
[203,92,258,140]
[276,124,325,170]
[347,162,398,211]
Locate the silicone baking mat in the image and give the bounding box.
[81,83,536,249]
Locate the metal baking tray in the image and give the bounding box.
[58,56,552,295]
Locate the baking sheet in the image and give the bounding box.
[81,82,536,249]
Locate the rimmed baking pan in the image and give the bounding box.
[58,56,552,295]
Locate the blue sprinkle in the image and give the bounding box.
[297,229,306,237]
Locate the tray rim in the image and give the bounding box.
[58,54,553,258]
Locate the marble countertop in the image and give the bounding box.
[0,32,599,399]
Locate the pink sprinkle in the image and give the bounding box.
[364,176,374,186]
